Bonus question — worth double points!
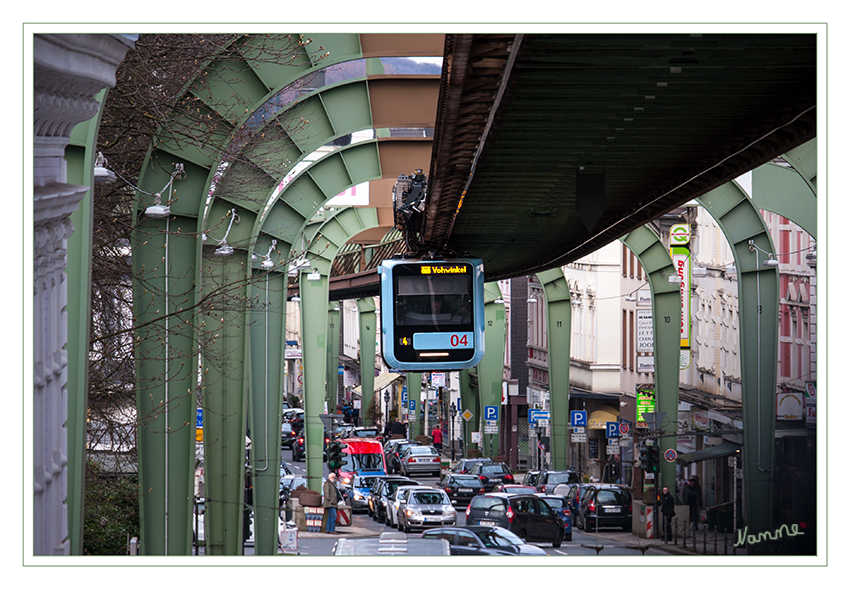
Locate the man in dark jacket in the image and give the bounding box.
[323,473,339,533]
[660,486,676,541]
[683,476,702,530]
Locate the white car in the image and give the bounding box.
[386,485,420,529]
[397,488,457,533]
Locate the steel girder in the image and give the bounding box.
[752,138,817,239]
[132,34,440,554]
[478,282,507,459]
[696,181,779,553]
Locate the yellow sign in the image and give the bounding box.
[420,265,468,274]
[196,427,203,442]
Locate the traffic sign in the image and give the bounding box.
[402,388,408,404]
[408,399,417,412]
[484,425,498,434]
[619,422,630,436]
[461,409,474,422]
[606,421,620,439]
[664,448,678,463]
[528,409,551,424]
[571,433,587,443]
[570,410,587,427]
[484,405,499,421]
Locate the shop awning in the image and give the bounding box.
[676,441,742,465]
[352,372,403,396]
[587,405,620,429]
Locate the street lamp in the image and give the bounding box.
[449,402,457,460]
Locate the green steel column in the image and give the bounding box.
[132,203,200,556]
[247,270,286,555]
[300,266,330,492]
[621,227,681,496]
[199,252,250,555]
[479,283,506,459]
[538,269,572,471]
[698,184,779,553]
[326,303,341,414]
[64,91,105,554]
[459,369,479,456]
[407,375,421,439]
[752,161,817,239]
[356,298,378,426]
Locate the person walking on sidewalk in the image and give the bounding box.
[431,425,443,453]
[323,473,339,534]
[683,476,702,530]
[661,486,676,541]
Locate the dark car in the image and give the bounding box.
[469,462,515,492]
[440,473,485,505]
[420,525,547,556]
[576,485,632,531]
[536,493,573,541]
[291,428,330,462]
[521,470,540,487]
[450,457,493,474]
[465,493,566,548]
[367,476,420,523]
[535,470,580,494]
[386,440,422,474]
[563,482,597,517]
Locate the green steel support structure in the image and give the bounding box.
[459,370,478,457]
[327,303,341,414]
[619,227,682,496]
[407,375,422,440]
[64,89,107,555]
[697,182,779,553]
[356,297,378,426]
[479,282,506,459]
[537,269,572,471]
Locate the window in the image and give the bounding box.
[456,531,478,547]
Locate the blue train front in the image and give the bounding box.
[378,258,485,372]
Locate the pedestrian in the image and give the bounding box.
[661,486,676,541]
[431,425,443,453]
[683,476,702,530]
[323,472,339,534]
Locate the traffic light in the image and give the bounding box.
[648,445,660,473]
[639,444,650,471]
[327,442,343,471]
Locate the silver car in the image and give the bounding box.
[397,488,457,533]
[386,485,418,529]
[399,445,442,477]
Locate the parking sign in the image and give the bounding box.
[606,421,620,438]
[484,405,499,421]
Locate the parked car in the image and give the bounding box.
[465,493,566,548]
[563,483,597,519]
[420,525,548,556]
[396,487,457,533]
[291,428,330,462]
[281,421,297,448]
[535,470,580,494]
[521,470,540,487]
[386,440,421,474]
[576,484,632,531]
[440,473,485,506]
[386,484,419,529]
[399,445,442,478]
[469,462,515,492]
[450,457,492,474]
[346,474,385,513]
[493,484,535,494]
[536,493,573,541]
[368,476,420,523]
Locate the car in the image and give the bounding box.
[333,425,354,440]
[493,484,536,494]
[420,525,548,556]
[396,487,457,533]
[450,457,493,474]
[521,470,540,487]
[440,473,485,506]
[469,461,515,491]
[291,428,330,462]
[536,493,573,541]
[345,474,385,513]
[386,440,422,474]
[562,483,597,519]
[281,421,297,447]
[535,470,580,494]
[368,476,420,523]
[350,426,380,438]
[465,493,566,548]
[399,445,442,477]
[576,484,633,531]
[386,484,419,529]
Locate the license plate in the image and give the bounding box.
[492,478,501,483]
[425,517,441,522]
[479,520,496,526]
[459,488,473,493]
[604,506,621,513]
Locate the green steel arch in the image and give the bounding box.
[752,138,817,239]
[696,180,779,554]
[131,35,440,555]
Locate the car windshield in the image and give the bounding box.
[341,453,384,471]
[547,472,576,484]
[471,497,506,511]
[387,481,418,494]
[542,497,567,509]
[356,476,380,488]
[481,465,509,475]
[507,486,535,494]
[474,527,523,547]
[409,447,436,455]
[597,489,630,505]
[452,475,481,485]
[354,428,379,437]
[411,492,448,505]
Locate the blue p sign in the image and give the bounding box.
[409,399,416,412]
[484,405,499,421]
[606,421,620,438]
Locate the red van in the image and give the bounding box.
[337,438,387,486]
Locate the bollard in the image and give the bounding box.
[724,529,728,555]
[713,527,718,554]
[702,524,707,554]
